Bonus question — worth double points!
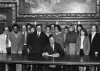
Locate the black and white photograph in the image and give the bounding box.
[0,0,100,71]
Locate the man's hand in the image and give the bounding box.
[52,53,60,57]
[95,51,99,56]
[42,52,49,56]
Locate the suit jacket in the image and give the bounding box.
[43,42,64,57]
[9,31,24,54]
[89,33,100,56]
[76,36,90,55]
[27,31,49,56]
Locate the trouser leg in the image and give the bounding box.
[8,63,16,71]
[0,63,5,71]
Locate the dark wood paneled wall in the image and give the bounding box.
[0,0,100,24]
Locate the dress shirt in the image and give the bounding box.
[6,34,11,47]
[37,32,41,37]
[0,34,11,53]
[23,31,27,45]
[80,36,84,49]
[51,44,55,51]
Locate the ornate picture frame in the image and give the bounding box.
[17,0,100,18]
[0,1,17,24]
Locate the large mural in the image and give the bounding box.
[19,0,96,14]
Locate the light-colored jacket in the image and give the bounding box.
[0,34,7,53]
[9,31,24,54]
[76,36,90,55]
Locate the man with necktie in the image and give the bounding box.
[27,24,49,71]
[42,35,64,71]
[89,25,100,56]
[89,25,100,71]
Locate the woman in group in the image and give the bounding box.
[53,25,64,49]
[65,25,78,55]
[76,28,90,56]
[76,28,90,71]
[77,24,84,35]
[64,25,78,71]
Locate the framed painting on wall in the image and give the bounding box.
[17,0,99,18]
[0,2,17,25]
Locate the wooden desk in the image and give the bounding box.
[0,54,100,65]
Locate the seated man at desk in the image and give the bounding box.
[42,35,64,71]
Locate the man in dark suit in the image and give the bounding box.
[42,35,64,57]
[42,35,64,71]
[89,25,100,71]
[27,24,49,71]
[89,25,100,56]
[27,24,49,56]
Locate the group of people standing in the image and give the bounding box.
[0,23,100,71]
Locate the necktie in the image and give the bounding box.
[6,34,8,48]
[91,33,94,42]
